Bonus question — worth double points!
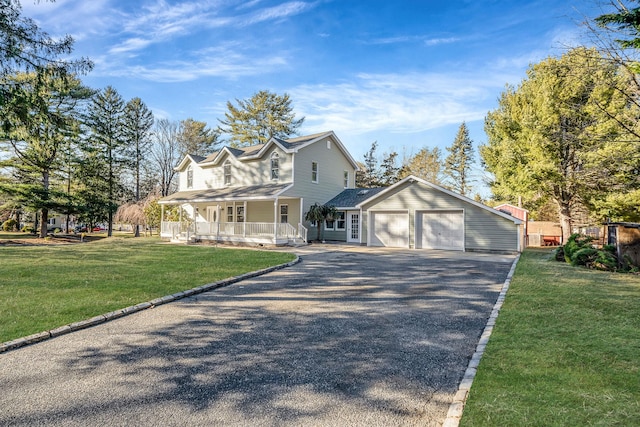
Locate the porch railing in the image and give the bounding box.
[163,221,306,243]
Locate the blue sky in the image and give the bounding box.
[22,0,604,196]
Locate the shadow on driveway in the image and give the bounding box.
[0,249,515,426]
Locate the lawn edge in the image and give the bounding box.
[0,255,300,354]
[443,253,521,427]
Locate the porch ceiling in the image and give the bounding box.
[158,183,292,204]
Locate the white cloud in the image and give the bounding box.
[290,71,509,138]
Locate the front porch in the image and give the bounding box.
[160,221,308,246]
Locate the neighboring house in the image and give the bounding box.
[159,131,358,245]
[159,131,522,252]
[494,203,528,247]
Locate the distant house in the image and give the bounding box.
[494,203,529,247]
[159,131,522,252]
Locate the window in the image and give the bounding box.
[236,206,244,223]
[325,218,335,230]
[335,211,346,230]
[224,160,231,185]
[187,165,193,189]
[327,140,331,149]
[280,204,288,223]
[311,161,318,183]
[227,206,233,223]
[343,171,349,188]
[271,152,279,180]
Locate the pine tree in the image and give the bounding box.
[124,97,154,236]
[356,141,382,188]
[380,151,400,186]
[444,122,474,195]
[177,118,219,156]
[399,146,443,184]
[84,86,127,237]
[218,90,304,147]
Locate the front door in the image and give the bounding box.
[347,212,360,243]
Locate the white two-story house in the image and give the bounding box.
[160,130,523,252]
[159,131,359,245]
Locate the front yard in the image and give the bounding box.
[461,249,640,426]
[0,236,295,343]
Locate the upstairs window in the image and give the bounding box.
[343,170,349,188]
[271,152,279,180]
[187,165,193,189]
[224,160,231,185]
[311,161,318,183]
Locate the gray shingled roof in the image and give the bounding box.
[325,187,387,208]
[159,183,291,204]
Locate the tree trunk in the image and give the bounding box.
[40,208,49,238]
[558,202,573,245]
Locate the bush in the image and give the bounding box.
[592,250,618,271]
[563,234,595,263]
[554,246,565,262]
[2,219,17,231]
[571,247,598,266]
[21,225,34,233]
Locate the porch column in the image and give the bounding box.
[216,204,221,241]
[243,201,247,237]
[274,198,279,242]
[160,205,165,235]
[299,197,304,227]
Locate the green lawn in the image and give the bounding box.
[461,249,640,426]
[0,237,295,343]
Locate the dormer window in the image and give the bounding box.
[271,152,279,180]
[224,160,231,185]
[187,165,193,189]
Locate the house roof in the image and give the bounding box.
[325,187,387,208]
[158,183,293,204]
[175,131,360,171]
[351,175,522,224]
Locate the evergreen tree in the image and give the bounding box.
[380,151,400,186]
[218,90,304,147]
[177,118,219,157]
[84,86,127,237]
[124,97,154,236]
[444,122,474,195]
[399,146,443,184]
[356,141,382,188]
[0,71,91,237]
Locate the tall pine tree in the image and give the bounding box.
[84,86,127,237]
[444,122,474,195]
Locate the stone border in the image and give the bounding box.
[0,256,300,354]
[443,253,521,427]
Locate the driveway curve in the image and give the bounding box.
[0,246,515,426]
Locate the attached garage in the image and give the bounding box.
[353,176,522,252]
[370,211,409,247]
[416,210,464,251]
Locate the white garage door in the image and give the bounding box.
[370,211,409,247]
[417,211,464,251]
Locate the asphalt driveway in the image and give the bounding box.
[0,245,516,426]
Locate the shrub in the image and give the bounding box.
[21,225,34,233]
[2,219,17,231]
[554,246,565,262]
[563,234,594,263]
[592,250,618,271]
[571,247,598,267]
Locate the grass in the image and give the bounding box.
[0,236,295,343]
[461,248,640,427]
